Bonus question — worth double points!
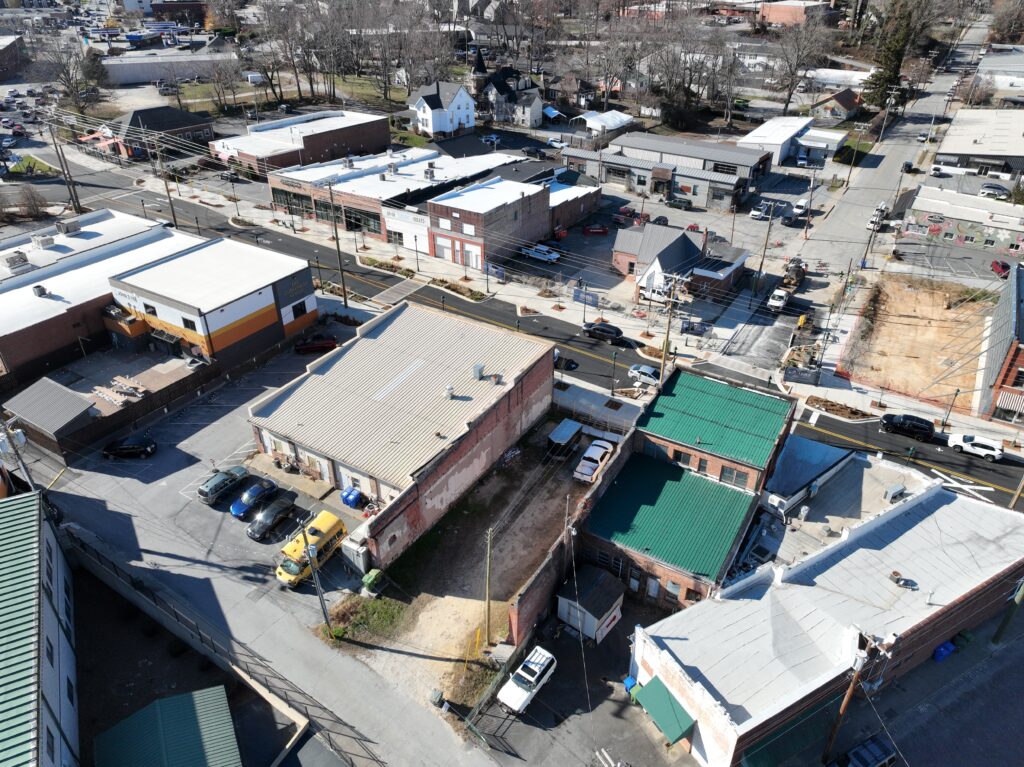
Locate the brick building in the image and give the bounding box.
[629,483,1024,766]
[427,177,551,269]
[248,303,553,571]
[580,370,794,609]
[209,110,390,176]
[79,107,214,160]
[267,148,522,244]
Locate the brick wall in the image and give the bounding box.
[550,187,602,232]
[638,432,763,492]
[301,119,390,162]
[612,249,637,279]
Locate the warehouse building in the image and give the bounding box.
[210,110,390,176]
[102,50,237,86]
[934,109,1024,180]
[629,483,1024,765]
[248,302,553,571]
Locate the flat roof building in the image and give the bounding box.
[210,111,390,176]
[904,185,1024,259]
[610,132,772,186]
[102,50,237,86]
[248,302,554,571]
[630,483,1024,766]
[935,109,1024,179]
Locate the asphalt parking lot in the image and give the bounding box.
[38,325,363,629]
[473,600,688,767]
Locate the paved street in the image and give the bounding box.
[795,412,1024,508]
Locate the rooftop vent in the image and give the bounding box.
[889,570,903,585]
[473,363,485,380]
[32,284,47,297]
[55,219,81,235]
[388,162,398,175]
[427,160,436,169]
[344,156,354,168]
[379,173,386,181]
[31,234,54,249]
[444,384,455,399]
[424,168,435,180]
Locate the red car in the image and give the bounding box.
[992,260,1011,279]
[294,334,337,354]
[686,223,701,232]
[617,206,636,217]
[582,223,609,235]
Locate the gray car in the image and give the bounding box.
[197,465,249,505]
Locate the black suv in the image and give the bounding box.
[102,436,157,459]
[583,322,624,344]
[880,413,935,442]
[246,493,297,542]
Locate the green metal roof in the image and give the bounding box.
[0,492,43,767]
[94,686,242,767]
[587,456,754,580]
[637,371,792,469]
[635,676,695,744]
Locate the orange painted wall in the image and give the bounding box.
[282,309,318,338]
[209,304,279,353]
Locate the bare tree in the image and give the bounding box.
[958,73,995,105]
[33,38,89,113]
[775,17,831,115]
[18,186,47,219]
[209,58,244,112]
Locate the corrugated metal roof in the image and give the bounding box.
[3,378,93,437]
[612,132,770,166]
[0,492,43,767]
[94,686,242,767]
[249,303,552,488]
[562,147,740,183]
[638,371,791,469]
[587,456,755,580]
[645,485,1024,730]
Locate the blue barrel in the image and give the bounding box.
[932,641,955,662]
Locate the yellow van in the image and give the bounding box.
[275,511,347,588]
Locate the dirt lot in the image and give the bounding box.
[841,275,995,408]
[331,417,592,708]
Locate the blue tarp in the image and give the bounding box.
[764,434,851,497]
[543,105,564,119]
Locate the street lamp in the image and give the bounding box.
[140,199,148,219]
[610,350,618,394]
[229,179,240,217]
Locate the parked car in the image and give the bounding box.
[946,433,1003,462]
[6,88,19,97]
[916,131,929,142]
[246,494,297,541]
[992,260,1011,279]
[102,436,157,459]
[521,146,546,159]
[685,223,701,232]
[582,322,624,344]
[497,646,557,714]
[901,160,914,173]
[0,118,12,128]
[582,223,608,235]
[665,198,693,210]
[521,244,560,263]
[230,477,279,518]
[978,183,1010,200]
[219,169,240,182]
[792,199,809,216]
[826,734,898,767]
[197,465,249,505]
[930,165,944,177]
[481,133,500,146]
[294,334,337,354]
[749,201,771,220]
[781,213,800,227]
[546,138,568,149]
[880,413,935,442]
[766,288,789,312]
[652,215,669,226]
[627,364,660,387]
[24,88,35,97]
[573,439,615,483]
[277,103,293,113]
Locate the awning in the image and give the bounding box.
[150,328,181,345]
[997,390,1024,413]
[634,676,694,744]
[543,105,564,119]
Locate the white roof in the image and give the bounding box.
[798,127,848,149]
[938,108,1024,158]
[806,68,874,86]
[547,181,596,207]
[112,239,308,313]
[0,35,22,50]
[430,177,546,214]
[570,110,634,133]
[272,148,522,202]
[737,116,813,146]
[645,483,1024,733]
[105,50,236,66]
[249,303,551,489]
[0,211,203,336]
[211,110,386,159]
[910,186,1024,234]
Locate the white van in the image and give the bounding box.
[796,149,809,168]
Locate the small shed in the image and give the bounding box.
[556,564,625,644]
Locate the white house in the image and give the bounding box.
[513,93,543,128]
[407,82,476,138]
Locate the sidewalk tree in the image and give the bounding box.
[18,186,46,219]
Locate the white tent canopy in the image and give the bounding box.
[570,110,634,134]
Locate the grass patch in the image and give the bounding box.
[445,660,501,709]
[9,155,56,175]
[833,140,875,166]
[335,75,407,112]
[392,128,429,147]
[328,595,407,642]
[806,396,873,421]
[949,287,999,306]
[429,278,487,301]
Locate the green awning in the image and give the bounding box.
[635,676,695,744]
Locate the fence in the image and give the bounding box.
[60,523,386,767]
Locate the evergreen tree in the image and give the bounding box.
[863,0,913,106]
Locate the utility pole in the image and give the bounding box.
[48,123,82,213]
[803,168,816,240]
[659,275,678,387]
[752,202,776,301]
[940,388,961,431]
[1009,473,1024,510]
[327,186,349,308]
[877,85,902,142]
[822,646,870,764]
[156,146,179,228]
[300,524,332,634]
[991,578,1024,645]
[484,527,493,647]
[1,418,36,492]
[845,123,869,188]
[610,350,618,394]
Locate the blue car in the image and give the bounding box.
[230,477,278,518]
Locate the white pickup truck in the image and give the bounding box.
[521,244,560,263]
